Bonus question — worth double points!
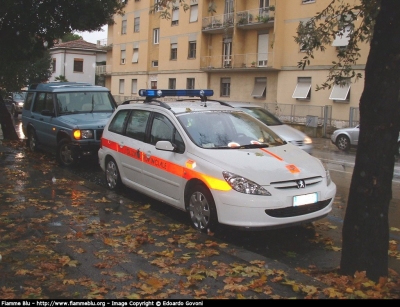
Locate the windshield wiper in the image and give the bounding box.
[207,144,269,149]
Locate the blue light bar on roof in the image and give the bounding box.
[138,89,213,98]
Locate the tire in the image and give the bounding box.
[57,139,78,167]
[335,135,351,152]
[27,129,38,152]
[186,184,218,233]
[105,157,122,190]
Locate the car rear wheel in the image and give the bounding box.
[336,135,351,151]
[105,157,122,190]
[57,139,78,167]
[27,129,38,152]
[186,184,218,233]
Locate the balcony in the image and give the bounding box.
[200,53,274,71]
[96,38,113,50]
[202,13,235,34]
[236,7,275,30]
[95,65,112,75]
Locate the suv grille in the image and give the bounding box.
[265,199,332,218]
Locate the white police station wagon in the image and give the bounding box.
[98,89,336,232]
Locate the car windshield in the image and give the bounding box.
[240,107,283,126]
[177,110,286,149]
[56,92,115,114]
[13,92,26,100]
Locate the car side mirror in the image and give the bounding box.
[155,140,176,152]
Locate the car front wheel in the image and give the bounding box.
[105,157,122,190]
[27,129,38,152]
[336,135,351,151]
[186,184,218,233]
[57,139,78,167]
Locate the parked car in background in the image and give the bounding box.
[331,125,400,155]
[4,92,26,117]
[99,89,336,233]
[217,101,313,154]
[22,82,118,167]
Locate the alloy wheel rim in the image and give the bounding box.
[189,191,210,230]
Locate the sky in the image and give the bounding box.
[77,25,108,44]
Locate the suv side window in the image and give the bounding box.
[24,92,35,110]
[126,110,150,142]
[32,93,54,114]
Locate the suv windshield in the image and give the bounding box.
[178,111,285,149]
[56,92,115,114]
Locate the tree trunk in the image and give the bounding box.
[340,0,400,281]
[0,96,19,140]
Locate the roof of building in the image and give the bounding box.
[52,39,103,51]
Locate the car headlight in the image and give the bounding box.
[304,136,312,145]
[17,102,24,107]
[222,171,271,195]
[73,129,94,140]
[324,165,332,186]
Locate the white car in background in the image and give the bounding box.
[98,89,336,233]
[218,101,313,154]
[331,125,400,155]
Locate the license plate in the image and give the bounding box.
[293,193,318,206]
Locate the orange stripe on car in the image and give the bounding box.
[259,148,300,174]
[102,138,231,191]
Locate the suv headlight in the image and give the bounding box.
[222,171,271,195]
[73,129,94,140]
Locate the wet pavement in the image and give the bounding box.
[0,126,399,299]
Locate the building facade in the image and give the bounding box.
[50,39,107,85]
[97,0,368,130]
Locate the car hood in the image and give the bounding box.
[57,112,114,128]
[189,143,325,185]
[268,125,307,142]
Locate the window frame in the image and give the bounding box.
[119,79,125,94]
[186,78,195,89]
[170,43,178,60]
[153,28,160,44]
[134,17,140,32]
[168,78,176,90]
[188,41,196,59]
[121,20,127,35]
[220,78,231,97]
[73,58,83,72]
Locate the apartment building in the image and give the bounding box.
[98,0,368,129]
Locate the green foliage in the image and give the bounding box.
[55,75,69,82]
[61,33,83,42]
[150,0,190,20]
[294,0,380,90]
[0,0,126,92]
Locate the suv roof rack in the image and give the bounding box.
[28,82,94,90]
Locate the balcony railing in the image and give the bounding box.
[236,7,275,27]
[200,53,272,70]
[202,12,235,31]
[95,65,112,75]
[96,38,113,50]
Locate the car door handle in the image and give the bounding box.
[136,148,141,158]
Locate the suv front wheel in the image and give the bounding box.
[27,129,38,152]
[57,139,78,167]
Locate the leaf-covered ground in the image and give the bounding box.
[0,139,399,299]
